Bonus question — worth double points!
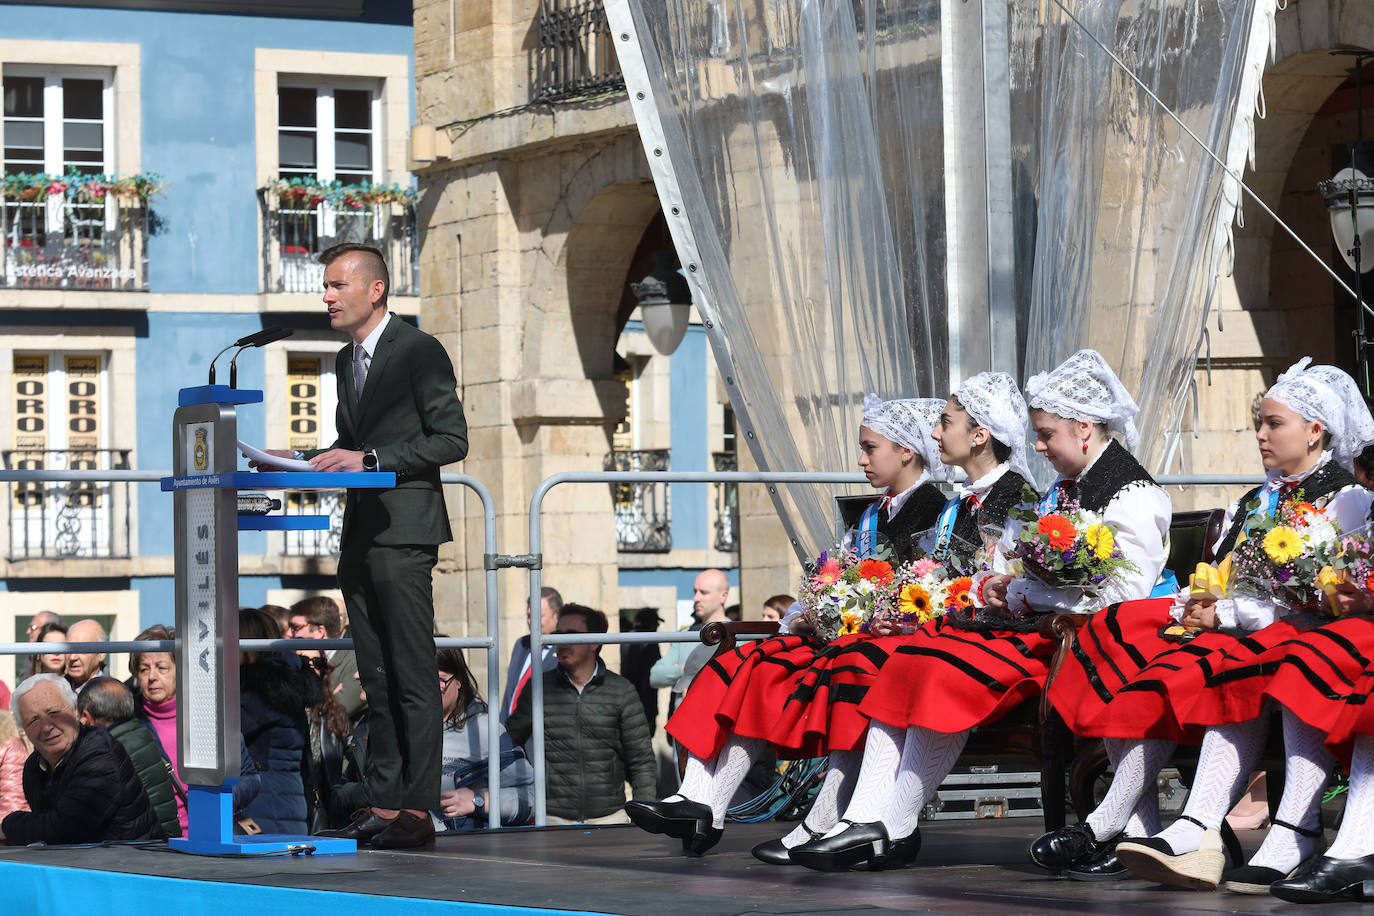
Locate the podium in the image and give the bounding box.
[161,385,393,855]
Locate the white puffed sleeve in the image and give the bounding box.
[1006,484,1172,615]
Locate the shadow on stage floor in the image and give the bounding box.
[0,817,1363,914]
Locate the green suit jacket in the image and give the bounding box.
[318,315,468,547]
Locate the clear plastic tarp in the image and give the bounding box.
[616,0,1273,555]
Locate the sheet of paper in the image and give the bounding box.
[237,439,315,472]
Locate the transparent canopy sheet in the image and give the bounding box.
[619,0,1271,556]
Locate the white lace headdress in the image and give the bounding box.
[953,371,1032,482]
[1024,349,1141,451]
[1266,358,1374,468]
[861,394,947,481]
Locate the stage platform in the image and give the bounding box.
[0,818,1361,914]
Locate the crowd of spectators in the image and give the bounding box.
[0,578,783,844]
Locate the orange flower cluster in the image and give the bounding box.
[944,576,974,611]
[858,558,894,584]
[1037,514,1077,550]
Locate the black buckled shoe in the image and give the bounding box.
[751,823,827,865]
[1271,854,1374,903]
[1223,818,1325,895]
[861,828,921,871]
[1030,822,1117,872]
[1066,844,1129,882]
[790,821,893,872]
[625,798,722,857]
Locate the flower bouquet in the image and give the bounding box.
[1225,495,1340,613]
[1006,488,1138,597]
[798,550,970,642]
[1315,525,1374,617]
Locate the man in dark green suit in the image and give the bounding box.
[300,243,468,848]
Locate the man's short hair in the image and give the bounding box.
[76,677,135,726]
[319,243,390,306]
[290,595,342,638]
[557,603,608,634]
[12,673,77,730]
[541,587,563,613]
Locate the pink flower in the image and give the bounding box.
[46,182,67,195]
[911,558,938,577]
[813,558,842,585]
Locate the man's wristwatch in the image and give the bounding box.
[362,449,379,471]
[471,791,486,819]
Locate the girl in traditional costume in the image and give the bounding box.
[625,394,947,855]
[790,349,1172,872]
[1035,360,1374,892]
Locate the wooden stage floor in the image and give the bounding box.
[0,817,1365,914]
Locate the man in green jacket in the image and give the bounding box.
[77,677,181,839]
[507,604,656,824]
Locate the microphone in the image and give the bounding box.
[229,327,295,388]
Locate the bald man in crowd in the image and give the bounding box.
[650,569,731,705]
[65,619,108,693]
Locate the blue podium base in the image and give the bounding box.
[168,833,356,856]
[172,783,356,857]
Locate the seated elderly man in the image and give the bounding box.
[1,673,160,844]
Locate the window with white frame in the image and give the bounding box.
[2,68,113,245]
[277,81,380,187]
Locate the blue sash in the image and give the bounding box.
[856,497,884,558]
[932,495,961,558]
[1149,570,1179,598]
[1037,483,1067,516]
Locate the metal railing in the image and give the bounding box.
[0,465,1265,831]
[3,449,133,559]
[605,448,671,552]
[533,0,625,102]
[2,198,150,290]
[711,451,739,552]
[257,191,419,296]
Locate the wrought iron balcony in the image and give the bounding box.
[258,188,418,296]
[712,451,739,553]
[281,489,344,557]
[606,448,671,553]
[4,449,132,560]
[534,0,625,102]
[2,197,150,291]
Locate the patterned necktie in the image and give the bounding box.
[353,344,368,403]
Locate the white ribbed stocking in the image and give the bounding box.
[1326,734,1374,860]
[1086,738,1175,840]
[671,750,716,804]
[781,748,862,848]
[707,735,765,828]
[883,726,970,839]
[1247,709,1332,871]
[826,721,906,833]
[1155,717,1268,853]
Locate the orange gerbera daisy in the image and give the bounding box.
[944,576,974,610]
[1038,514,1077,551]
[858,558,894,584]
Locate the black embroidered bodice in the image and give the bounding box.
[1213,460,1360,561]
[938,470,1037,567]
[876,481,947,563]
[1068,440,1156,513]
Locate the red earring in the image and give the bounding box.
[1081,440,1089,454]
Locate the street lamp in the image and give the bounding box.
[631,248,693,356]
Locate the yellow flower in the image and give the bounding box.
[840,611,863,636]
[1262,526,1302,564]
[1083,523,1115,561]
[899,584,933,621]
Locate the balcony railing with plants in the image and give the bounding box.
[2,171,161,291]
[712,450,739,553]
[534,0,624,102]
[4,448,132,560]
[258,178,419,296]
[606,448,671,553]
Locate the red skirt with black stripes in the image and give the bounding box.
[1047,598,1193,736]
[856,616,1058,734]
[665,632,908,760]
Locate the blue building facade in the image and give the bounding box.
[0,1,415,675]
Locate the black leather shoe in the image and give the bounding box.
[1221,863,1289,895]
[1066,847,1129,882]
[1271,854,1374,903]
[317,809,393,842]
[790,821,893,872]
[1030,822,1116,871]
[625,799,722,856]
[370,811,436,849]
[862,828,921,871]
[751,837,793,865]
